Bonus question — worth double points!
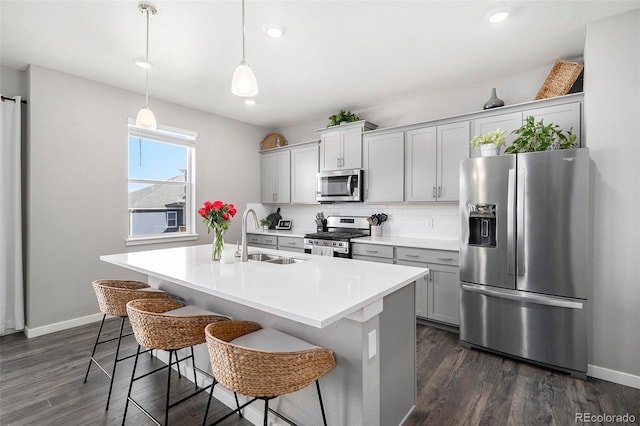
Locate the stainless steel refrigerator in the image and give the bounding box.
[459,148,589,378]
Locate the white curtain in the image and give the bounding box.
[0,95,25,334]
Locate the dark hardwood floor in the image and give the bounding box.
[1,319,638,425]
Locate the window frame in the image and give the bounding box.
[125,119,198,246]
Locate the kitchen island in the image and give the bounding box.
[101,244,429,426]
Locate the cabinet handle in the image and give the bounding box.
[366,250,379,253]
[438,186,442,197]
[436,257,454,261]
[287,242,297,246]
[405,254,420,258]
[432,187,437,198]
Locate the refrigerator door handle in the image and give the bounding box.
[462,283,584,309]
[507,169,515,276]
[516,167,525,276]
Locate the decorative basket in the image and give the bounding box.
[260,133,288,151]
[535,61,584,100]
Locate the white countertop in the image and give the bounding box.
[101,244,428,328]
[248,229,459,251]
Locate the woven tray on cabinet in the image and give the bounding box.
[535,61,584,100]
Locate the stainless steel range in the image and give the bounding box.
[304,216,370,258]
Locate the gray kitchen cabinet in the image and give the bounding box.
[470,111,522,158]
[352,243,394,259]
[290,142,319,204]
[261,150,290,204]
[396,247,459,325]
[317,121,377,172]
[526,101,582,147]
[362,131,404,202]
[246,233,278,249]
[438,121,470,202]
[277,236,305,253]
[404,121,469,202]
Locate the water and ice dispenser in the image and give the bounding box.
[468,204,497,247]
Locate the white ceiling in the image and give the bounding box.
[2,1,638,129]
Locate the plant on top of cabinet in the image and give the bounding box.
[505,116,577,154]
[470,128,506,157]
[327,109,360,127]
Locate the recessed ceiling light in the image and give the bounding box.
[263,24,285,38]
[244,99,256,106]
[486,7,511,24]
[134,60,153,69]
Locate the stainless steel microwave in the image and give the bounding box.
[316,169,363,202]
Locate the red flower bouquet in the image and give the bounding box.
[199,200,237,260]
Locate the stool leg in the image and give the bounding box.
[166,350,173,426]
[202,379,216,426]
[234,392,242,418]
[263,399,269,426]
[84,313,106,383]
[122,344,142,426]
[105,316,126,410]
[191,346,198,391]
[316,380,328,426]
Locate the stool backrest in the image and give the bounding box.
[205,321,336,398]
[92,280,168,316]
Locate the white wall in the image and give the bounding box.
[1,65,27,96]
[25,65,267,331]
[276,63,557,144]
[584,9,640,383]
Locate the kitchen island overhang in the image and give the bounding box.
[101,244,429,426]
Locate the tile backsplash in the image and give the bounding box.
[249,202,460,241]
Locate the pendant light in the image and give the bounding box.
[136,2,157,129]
[231,0,258,97]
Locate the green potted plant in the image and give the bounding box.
[505,116,577,154]
[327,109,361,127]
[259,218,272,230]
[470,128,507,156]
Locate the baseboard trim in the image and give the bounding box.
[588,364,640,390]
[24,313,104,338]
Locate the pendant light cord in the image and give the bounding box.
[241,0,246,63]
[144,7,150,107]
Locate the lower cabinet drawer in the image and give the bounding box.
[352,254,394,264]
[247,234,277,247]
[352,243,394,259]
[396,247,458,266]
[277,236,304,250]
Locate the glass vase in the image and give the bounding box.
[211,227,224,261]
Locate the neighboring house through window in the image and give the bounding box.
[127,120,197,244]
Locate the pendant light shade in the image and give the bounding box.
[232,61,259,97]
[231,0,258,97]
[136,107,157,129]
[136,3,157,129]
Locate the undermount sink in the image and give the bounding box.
[247,253,279,262]
[247,252,306,265]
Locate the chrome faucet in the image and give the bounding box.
[241,208,259,262]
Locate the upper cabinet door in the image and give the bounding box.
[319,131,342,172]
[275,150,291,203]
[341,127,363,170]
[290,144,319,204]
[526,102,581,147]
[260,153,278,203]
[405,126,437,202]
[261,150,290,204]
[363,131,404,202]
[438,121,470,202]
[471,112,522,157]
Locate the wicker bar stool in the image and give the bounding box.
[123,298,231,426]
[84,279,171,410]
[203,320,336,426]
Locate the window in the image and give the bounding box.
[127,120,197,244]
